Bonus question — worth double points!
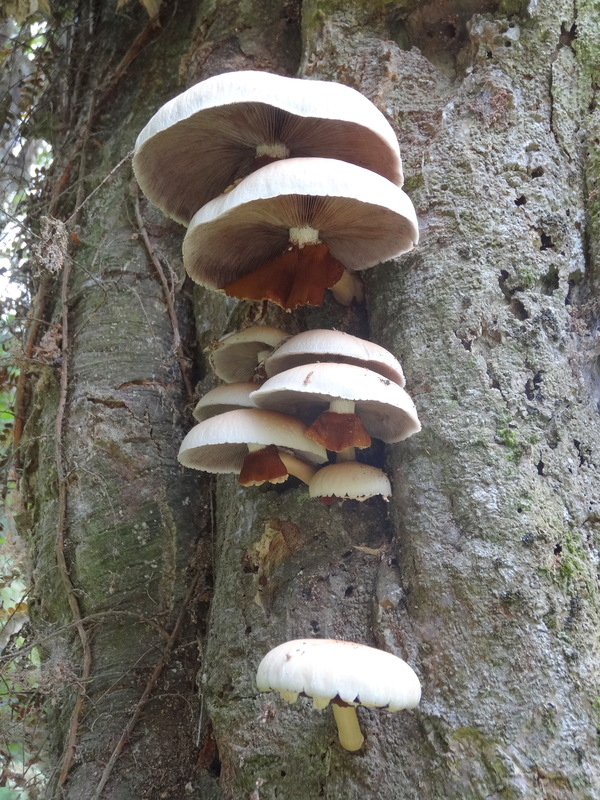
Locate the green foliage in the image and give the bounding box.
[495,424,525,462]
[0,14,53,798]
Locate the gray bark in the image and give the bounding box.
[16,0,600,798]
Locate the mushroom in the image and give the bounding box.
[256,639,421,751]
[264,329,405,386]
[192,382,257,422]
[309,462,392,504]
[178,408,327,486]
[206,326,289,383]
[182,157,418,310]
[133,70,403,225]
[250,362,421,454]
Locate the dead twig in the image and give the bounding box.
[133,192,193,400]
[55,105,94,792]
[91,566,203,800]
[65,149,133,225]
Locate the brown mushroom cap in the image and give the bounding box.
[178,408,327,473]
[192,382,257,422]
[133,70,403,224]
[207,325,289,383]
[309,462,392,502]
[250,362,421,443]
[264,329,405,386]
[182,157,418,290]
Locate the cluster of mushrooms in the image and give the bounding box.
[134,71,422,752]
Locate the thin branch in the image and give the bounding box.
[55,105,94,791]
[133,192,193,401]
[0,611,169,666]
[65,149,133,224]
[11,278,51,457]
[91,566,203,800]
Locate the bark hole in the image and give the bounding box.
[540,232,555,251]
[542,265,560,294]
[537,459,545,475]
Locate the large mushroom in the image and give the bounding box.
[256,639,421,751]
[178,408,327,486]
[250,362,421,455]
[133,70,403,225]
[182,157,418,310]
[264,329,405,386]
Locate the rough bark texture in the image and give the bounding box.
[16,0,600,799]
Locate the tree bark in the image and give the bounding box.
[16,1,600,799]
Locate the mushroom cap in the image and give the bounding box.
[264,329,405,386]
[178,408,327,472]
[256,639,421,710]
[309,462,392,501]
[183,158,419,289]
[193,382,258,422]
[133,70,403,224]
[207,325,289,383]
[250,363,421,443]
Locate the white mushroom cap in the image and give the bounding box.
[250,363,421,443]
[182,158,418,289]
[193,382,257,422]
[207,326,289,383]
[256,639,421,710]
[133,70,403,224]
[178,408,327,472]
[309,462,392,502]
[264,329,405,386]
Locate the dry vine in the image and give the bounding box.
[133,191,194,401]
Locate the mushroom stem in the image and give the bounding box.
[331,704,364,752]
[256,142,290,159]
[289,226,320,247]
[224,242,344,310]
[278,453,317,485]
[240,444,288,485]
[330,269,365,306]
[329,399,355,414]
[336,447,355,462]
[305,411,370,451]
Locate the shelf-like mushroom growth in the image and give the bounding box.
[178,408,327,486]
[192,382,257,422]
[264,329,405,386]
[206,325,289,383]
[256,639,421,751]
[133,70,403,225]
[309,462,392,504]
[182,157,418,310]
[250,362,421,455]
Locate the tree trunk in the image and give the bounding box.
[16,1,600,799]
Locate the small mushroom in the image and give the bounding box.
[250,362,421,452]
[264,329,405,386]
[309,461,392,504]
[178,408,327,486]
[133,70,403,225]
[183,157,418,310]
[192,382,258,422]
[206,326,289,383]
[256,639,421,751]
